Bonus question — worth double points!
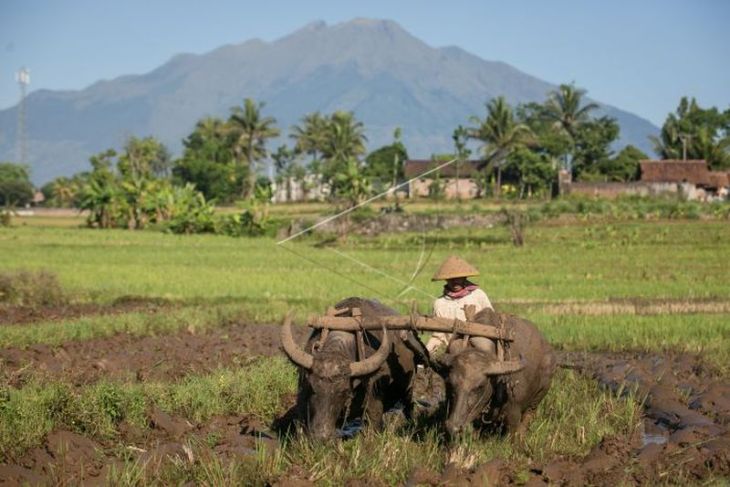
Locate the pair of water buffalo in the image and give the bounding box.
[280,297,556,441]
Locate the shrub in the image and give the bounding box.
[216,210,266,237]
[0,269,66,307]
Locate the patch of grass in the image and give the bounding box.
[0,268,66,307]
[1,221,729,317]
[238,369,638,485]
[0,362,640,485]
[146,358,297,423]
[0,304,247,348]
[0,358,297,460]
[529,313,730,371]
[0,382,69,460]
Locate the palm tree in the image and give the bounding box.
[228,98,280,198]
[51,177,77,208]
[540,84,599,171]
[319,111,367,197]
[468,97,533,197]
[321,111,367,163]
[290,112,328,163]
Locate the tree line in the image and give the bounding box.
[1,87,728,222]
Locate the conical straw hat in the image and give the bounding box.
[431,256,480,281]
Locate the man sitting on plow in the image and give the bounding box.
[426,255,496,355]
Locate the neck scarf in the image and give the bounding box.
[444,281,478,299]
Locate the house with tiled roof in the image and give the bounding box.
[639,159,729,199]
[565,159,729,200]
[403,159,483,199]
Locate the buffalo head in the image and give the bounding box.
[281,315,390,440]
[438,341,524,440]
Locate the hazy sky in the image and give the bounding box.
[1,0,728,126]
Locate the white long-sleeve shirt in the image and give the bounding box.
[427,288,493,352]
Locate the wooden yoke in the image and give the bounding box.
[307,310,515,342]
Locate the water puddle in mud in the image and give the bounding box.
[336,404,408,438]
[337,419,363,439]
[641,433,668,447]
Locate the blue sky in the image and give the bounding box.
[0,0,728,126]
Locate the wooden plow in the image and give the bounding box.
[306,305,523,373]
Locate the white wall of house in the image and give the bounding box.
[272,176,329,203]
[409,178,479,199]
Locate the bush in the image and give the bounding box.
[216,210,266,237]
[0,269,66,307]
[536,195,729,221]
[0,209,11,227]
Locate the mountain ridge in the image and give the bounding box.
[0,18,659,184]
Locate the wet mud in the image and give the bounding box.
[0,323,308,387]
[1,333,729,484]
[0,297,172,327]
[405,351,729,486]
[0,410,280,486]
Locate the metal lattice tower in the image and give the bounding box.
[15,67,30,165]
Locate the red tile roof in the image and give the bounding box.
[707,171,729,188]
[404,159,482,179]
[639,160,711,185]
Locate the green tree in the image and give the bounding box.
[42,176,82,208]
[572,116,621,180]
[332,158,372,207]
[173,117,244,202]
[320,111,367,195]
[503,147,556,198]
[468,96,534,197]
[290,112,328,163]
[78,150,121,229]
[272,145,298,202]
[651,97,730,170]
[452,125,472,200]
[117,136,170,180]
[538,84,600,171]
[364,128,408,189]
[228,98,280,198]
[0,163,34,207]
[599,145,648,182]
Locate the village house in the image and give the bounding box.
[564,160,729,201]
[403,159,483,199]
[272,174,329,203]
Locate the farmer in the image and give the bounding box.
[426,255,495,354]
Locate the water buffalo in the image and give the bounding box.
[281,297,424,440]
[437,310,556,439]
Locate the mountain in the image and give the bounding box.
[0,18,659,184]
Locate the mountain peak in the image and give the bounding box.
[336,18,407,35]
[0,18,658,184]
[295,20,327,33]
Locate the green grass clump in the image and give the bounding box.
[0,359,297,460]
[531,313,730,371]
[0,382,70,459]
[145,358,297,423]
[0,304,248,348]
[0,269,66,307]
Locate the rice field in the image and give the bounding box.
[1,210,729,485]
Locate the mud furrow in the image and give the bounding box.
[0,322,308,387]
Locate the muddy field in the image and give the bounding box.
[0,321,307,387]
[1,304,728,486]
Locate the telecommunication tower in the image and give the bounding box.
[16,67,30,165]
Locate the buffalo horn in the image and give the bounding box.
[349,327,390,377]
[484,358,526,375]
[280,313,314,370]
